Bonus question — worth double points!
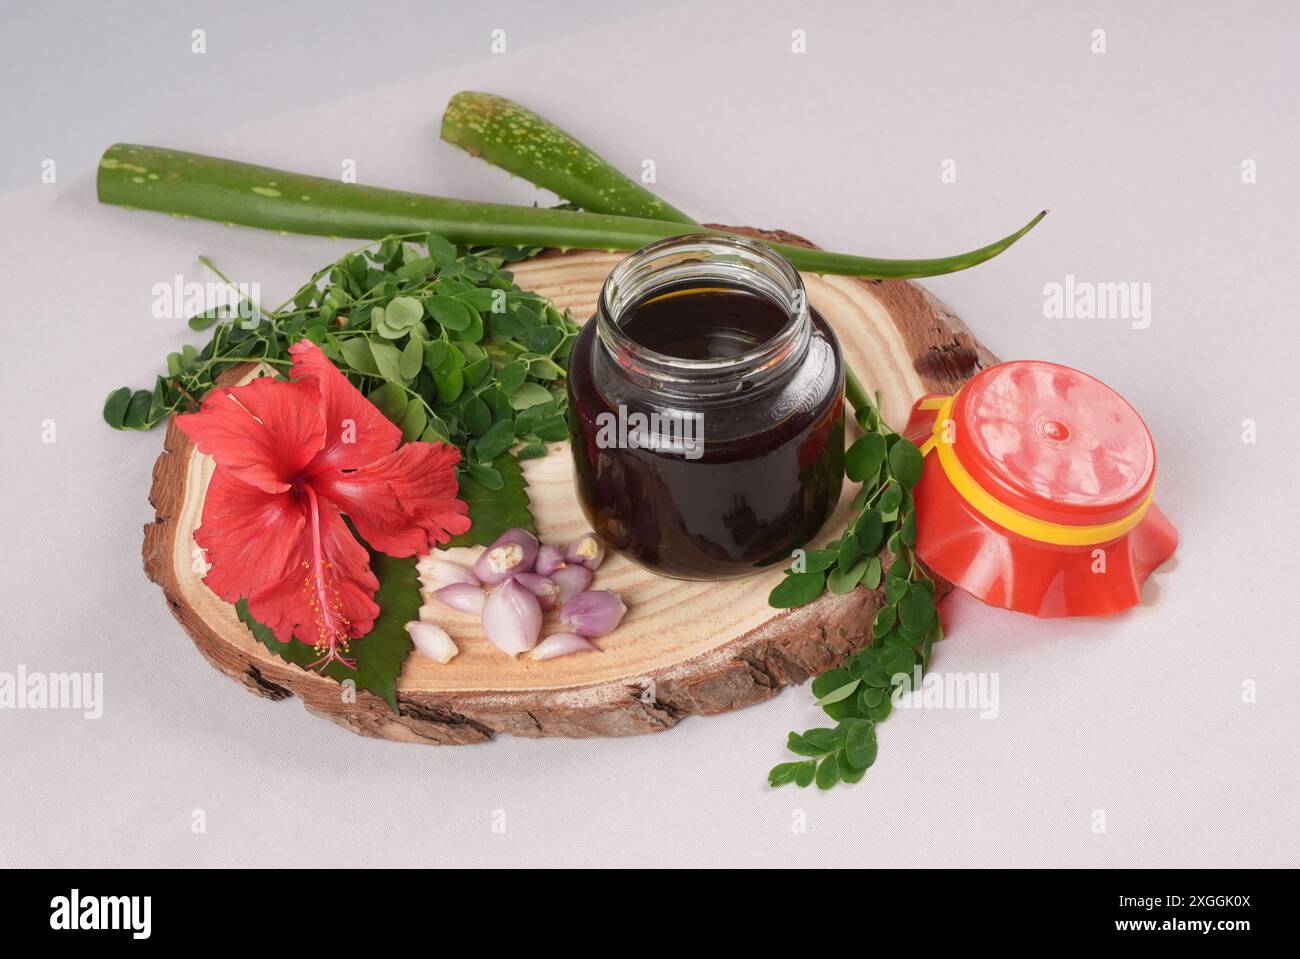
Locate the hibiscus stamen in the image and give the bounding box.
[299,483,357,672]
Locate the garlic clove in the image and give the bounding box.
[481,577,543,657]
[405,622,459,664]
[559,590,627,638]
[433,583,486,615]
[530,632,598,661]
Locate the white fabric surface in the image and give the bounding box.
[1,0,1296,867]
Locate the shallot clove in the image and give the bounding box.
[405,622,459,664]
[565,532,605,570]
[422,559,479,588]
[474,528,540,585]
[513,572,560,611]
[433,583,486,615]
[535,543,568,577]
[481,577,542,657]
[550,564,594,605]
[530,632,598,661]
[559,590,627,638]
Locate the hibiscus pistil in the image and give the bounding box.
[299,483,355,671]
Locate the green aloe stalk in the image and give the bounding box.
[441,91,697,224]
[97,144,1043,279]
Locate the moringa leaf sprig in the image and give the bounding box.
[767,369,943,789]
[104,232,577,540]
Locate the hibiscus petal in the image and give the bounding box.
[315,441,472,556]
[176,376,325,494]
[193,467,306,604]
[245,491,381,649]
[289,340,402,474]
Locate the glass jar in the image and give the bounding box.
[566,233,844,580]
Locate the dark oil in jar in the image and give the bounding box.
[567,283,844,580]
[616,286,791,360]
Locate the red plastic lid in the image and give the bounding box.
[903,360,1178,618]
[950,361,1156,526]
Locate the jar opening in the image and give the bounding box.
[596,234,810,395]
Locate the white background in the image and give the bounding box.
[1,0,1297,867]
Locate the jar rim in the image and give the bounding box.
[595,233,810,393]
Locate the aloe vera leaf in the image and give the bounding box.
[440,95,1048,281]
[97,144,1044,278]
[441,91,697,224]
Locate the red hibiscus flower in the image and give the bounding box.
[176,340,471,670]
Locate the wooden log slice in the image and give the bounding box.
[143,227,997,744]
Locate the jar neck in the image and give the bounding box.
[595,233,811,400]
